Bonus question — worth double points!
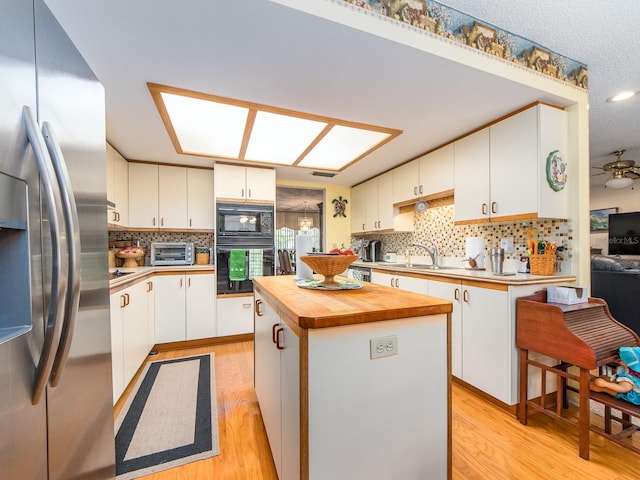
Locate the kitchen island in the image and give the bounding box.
[253,275,453,480]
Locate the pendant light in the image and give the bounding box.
[298,201,313,232]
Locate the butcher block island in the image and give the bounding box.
[253,275,453,480]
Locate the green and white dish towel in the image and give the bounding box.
[248,249,263,279]
[229,249,246,281]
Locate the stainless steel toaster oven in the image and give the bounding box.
[151,242,194,266]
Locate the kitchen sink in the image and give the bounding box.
[410,265,462,270]
[381,263,462,270]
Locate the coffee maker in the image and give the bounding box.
[363,240,383,262]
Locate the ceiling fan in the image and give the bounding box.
[591,149,640,189]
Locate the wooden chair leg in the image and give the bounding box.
[518,348,528,424]
[578,368,590,460]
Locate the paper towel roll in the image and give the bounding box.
[465,237,485,269]
[295,235,314,280]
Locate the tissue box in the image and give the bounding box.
[547,286,588,305]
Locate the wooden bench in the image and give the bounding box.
[516,291,640,459]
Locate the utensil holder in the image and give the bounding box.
[529,254,555,275]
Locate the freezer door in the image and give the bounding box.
[35,1,116,479]
[0,1,48,479]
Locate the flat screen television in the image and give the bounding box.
[608,212,640,255]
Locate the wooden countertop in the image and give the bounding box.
[253,275,452,329]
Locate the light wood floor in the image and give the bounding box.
[117,340,640,480]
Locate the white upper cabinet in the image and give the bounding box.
[454,104,568,224]
[128,163,214,229]
[351,172,412,234]
[392,159,420,205]
[392,144,454,205]
[453,128,491,223]
[158,165,188,229]
[106,143,129,226]
[128,163,158,228]
[215,164,275,203]
[187,168,214,229]
[350,183,366,234]
[419,143,454,198]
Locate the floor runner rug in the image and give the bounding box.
[114,353,219,479]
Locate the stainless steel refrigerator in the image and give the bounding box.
[0,0,116,478]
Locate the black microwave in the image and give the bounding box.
[216,202,274,239]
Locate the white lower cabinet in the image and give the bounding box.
[371,270,429,294]
[216,295,255,336]
[110,278,155,403]
[254,292,300,480]
[154,273,215,343]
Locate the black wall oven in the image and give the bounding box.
[216,202,275,295]
[216,243,275,295]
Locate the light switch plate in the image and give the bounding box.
[500,237,514,254]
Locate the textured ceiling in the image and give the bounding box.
[442,0,640,185]
[44,0,640,188]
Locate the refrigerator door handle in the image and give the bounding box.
[23,106,68,405]
[42,122,81,388]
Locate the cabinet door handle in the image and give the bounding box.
[413,186,417,195]
[491,202,497,214]
[243,303,251,308]
[362,223,365,230]
[124,293,130,306]
[147,281,153,292]
[161,217,164,226]
[179,278,183,287]
[454,288,460,301]
[153,217,156,226]
[275,327,284,350]
[189,218,192,227]
[481,203,487,215]
[115,211,120,222]
[394,278,399,288]
[419,185,423,194]
[241,188,245,198]
[390,279,394,287]
[188,277,191,287]
[248,188,252,198]
[255,299,264,316]
[272,323,279,344]
[120,294,126,308]
[463,289,469,303]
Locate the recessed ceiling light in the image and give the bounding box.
[607,90,638,103]
[148,83,402,171]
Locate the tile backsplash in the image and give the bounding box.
[109,231,214,265]
[353,201,571,264]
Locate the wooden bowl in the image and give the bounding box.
[116,247,145,268]
[299,254,357,287]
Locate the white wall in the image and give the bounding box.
[590,183,640,254]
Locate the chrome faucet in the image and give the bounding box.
[409,240,439,268]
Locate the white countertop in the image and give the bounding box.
[353,260,575,285]
[109,264,215,289]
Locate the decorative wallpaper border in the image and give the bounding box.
[338,0,588,89]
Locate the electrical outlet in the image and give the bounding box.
[370,335,398,359]
[500,237,514,254]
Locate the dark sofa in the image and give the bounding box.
[591,255,640,336]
